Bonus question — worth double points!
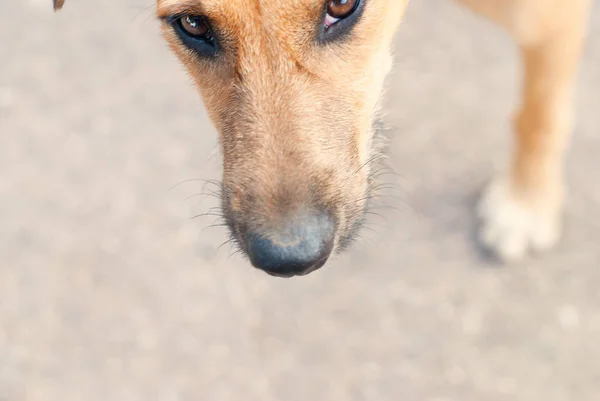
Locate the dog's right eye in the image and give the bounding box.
[169,15,218,57]
[179,15,210,37]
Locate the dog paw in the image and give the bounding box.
[477,177,562,262]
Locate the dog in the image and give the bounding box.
[54,0,590,277]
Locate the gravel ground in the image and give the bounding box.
[1,1,600,400]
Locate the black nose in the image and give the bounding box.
[245,214,335,277]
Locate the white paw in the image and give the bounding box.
[477,177,562,262]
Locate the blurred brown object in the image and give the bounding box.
[53,0,65,11]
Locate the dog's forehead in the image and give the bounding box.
[157,0,322,15]
[157,0,324,48]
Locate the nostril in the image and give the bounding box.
[245,214,335,277]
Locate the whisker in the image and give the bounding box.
[354,192,406,205]
[368,184,406,194]
[200,223,228,232]
[364,211,386,220]
[229,248,244,259]
[367,204,402,212]
[217,238,236,253]
[355,153,385,174]
[351,230,378,250]
[168,178,223,193]
[167,178,207,192]
[191,212,224,220]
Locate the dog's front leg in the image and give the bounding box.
[458,0,590,261]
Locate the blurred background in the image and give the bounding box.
[2,0,600,400]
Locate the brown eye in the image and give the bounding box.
[179,15,210,38]
[326,0,358,19]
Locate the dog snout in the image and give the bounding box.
[243,213,335,277]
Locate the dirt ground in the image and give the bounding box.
[2,1,600,400]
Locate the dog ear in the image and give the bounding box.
[53,0,65,11]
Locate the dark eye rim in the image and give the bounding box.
[317,0,365,45]
[163,14,220,58]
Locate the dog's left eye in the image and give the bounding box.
[319,0,363,43]
[325,0,359,28]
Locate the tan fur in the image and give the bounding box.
[160,0,590,260]
[156,0,408,248]
[55,0,591,262]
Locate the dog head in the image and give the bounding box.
[55,0,408,277]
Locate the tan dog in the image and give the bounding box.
[55,0,590,277]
